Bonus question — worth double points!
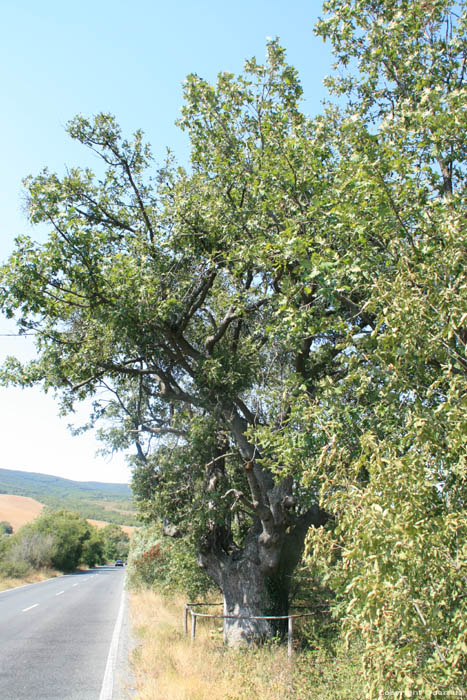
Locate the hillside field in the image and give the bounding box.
[0,468,138,527]
[86,519,135,536]
[0,494,44,532]
[0,493,136,536]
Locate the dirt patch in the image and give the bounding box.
[0,494,44,532]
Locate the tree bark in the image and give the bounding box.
[198,503,329,646]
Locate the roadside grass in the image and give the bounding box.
[129,589,365,700]
[0,568,60,592]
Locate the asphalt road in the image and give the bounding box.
[0,566,126,700]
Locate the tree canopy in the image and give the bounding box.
[101,523,130,561]
[1,39,338,644]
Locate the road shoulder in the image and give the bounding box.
[112,587,138,699]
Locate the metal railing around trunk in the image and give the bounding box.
[184,602,314,659]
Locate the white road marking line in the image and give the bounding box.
[56,591,65,596]
[22,604,39,612]
[99,585,126,700]
[72,583,79,587]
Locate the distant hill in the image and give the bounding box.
[0,468,139,527]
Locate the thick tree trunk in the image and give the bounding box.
[220,557,277,645]
[198,504,328,646]
[199,547,291,645]
[194,406,330,646]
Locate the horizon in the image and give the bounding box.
[0,465,131,487]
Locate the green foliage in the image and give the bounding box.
[0,559,32,578]
[127,524,216,600]
[285,641,365,700]
[0,521,13,535]
[0,534,10,559]
[295,1,467,695]
[6,531,56,569]
[0,508,106,574]
[18,508,94,572]
[81,529,106,567]
[131,416,243,549]
[101,523,130,561]
[0,521,55,576]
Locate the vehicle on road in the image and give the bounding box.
[115,559,123,566]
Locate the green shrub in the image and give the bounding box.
[81,530,106,568]
[13,508,94,572]
[0,521,13,535]
[101,523,130,561]
[7,532,55,569]
[0,559,32,578]
[127,523,216,599]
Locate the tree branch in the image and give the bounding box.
[205,298,269,354]
[222,488,255,514]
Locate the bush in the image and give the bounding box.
[0,521,13,535]
[289,566,338,652]
[81,530,105,568]
[0,528,55,577]
[0,559,32,578]
[0,511,107,575]
[101,523,130,561]
[127,523,217,599]
[7,532,55,569]
[0,533,10,559]
[12,508,94,572]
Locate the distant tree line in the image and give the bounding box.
[0,469,137,527]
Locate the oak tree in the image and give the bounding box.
[1,42,342,643]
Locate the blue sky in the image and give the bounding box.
[0,0,334,483]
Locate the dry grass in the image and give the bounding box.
[87,519,136,536]
[129,590,364,700]
[101,502,136,516]
[0,494,44,532]
[0,568,60,592]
